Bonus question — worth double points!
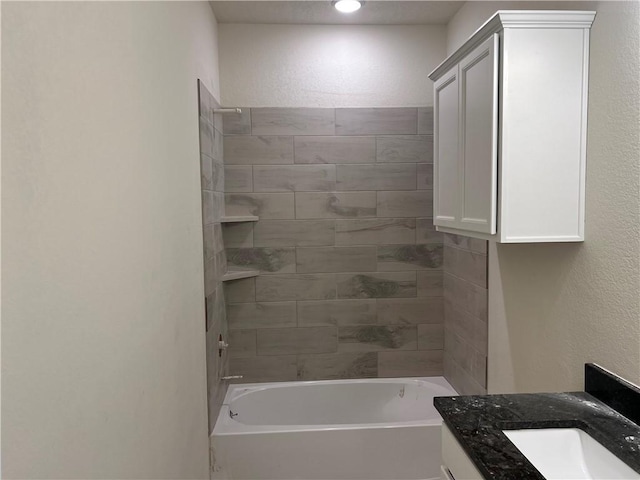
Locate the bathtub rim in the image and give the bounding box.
[213,376,457,436]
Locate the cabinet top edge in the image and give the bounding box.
[429,10,596,81]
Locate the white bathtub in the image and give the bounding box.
[211,377,457,480]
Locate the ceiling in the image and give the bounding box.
[209,1,466,25]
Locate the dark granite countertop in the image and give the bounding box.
[435,392,640,479]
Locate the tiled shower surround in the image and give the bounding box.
[198,81,229,431]
[221,107,446,382]
[442,234,488,395]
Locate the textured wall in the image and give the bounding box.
[198,82,230,434]
[447,1,640,392]
[221,107,445,382]
[218,24,446,107]
[443,235,488,395]
[2,2,219,478]
[445,1,596,54]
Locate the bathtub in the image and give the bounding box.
[211,377,457,480]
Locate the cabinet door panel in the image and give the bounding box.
[459,34,498,234]
[433,66,460,228]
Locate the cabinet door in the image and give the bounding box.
[433,64,460,228]
[459,34,499,234]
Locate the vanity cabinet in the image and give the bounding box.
[429,11,595,243]
[441,424,483,480]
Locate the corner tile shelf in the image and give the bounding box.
[221,269,260,282]
[221,215,259,223]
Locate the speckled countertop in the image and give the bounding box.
[435,392,640,479]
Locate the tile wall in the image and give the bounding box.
[442,234,488,394]
[221,107,445,382]
[198,81,229,432]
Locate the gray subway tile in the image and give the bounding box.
[228,329,257,358]
[416,218,443,244]
[376,135,433,163]
[443,233,488,255]
[336,108,417,135]
[227,302,296,329]
[417,271,444,297]
[298,352,377,380]
[201,154,213,190]
[213,192,225,221]
[444,300,476,347]
[377,298,444,325]
[417,163,433,190]
[256,274,336,301]
[295,192,376,219]
[417,107,434,135]
[206,287,225,332]
[212,158,224,192]
[222,222,254,248]
[338,325,417,352]
[199,117,214,158]
[378,350,443,377]
[226,247,296,274]
[335,218,415,245]
[224,277,256,303]
[257,327,337,355]
[198,81,212,123]
[336,164,416,191]
[224,165,253,193]
[230,355,298,383]
[252,108,335,135]
[213,223,224,254]
[254,220,335,247]
[222,109,251,135]
[443,273,487,321]
[213,128,224,163]
[336,272,416,299]
[225,193,295,219]
[224,136,294,165]
[474,318,488,356]
[443,352,486,395]
[294,136,375,164]
[297,300,377,327]
[203,223,215,262]
[204,259,217,296]
[254,165,336,192]
[377,244,443,271]
[202,190,215,226]
[296,246,377,273]
[444,245,487,288]
[470,350,487,387]
[418,324,444,350]
[377,191,433,217]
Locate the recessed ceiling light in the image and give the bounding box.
[333,0,363,14]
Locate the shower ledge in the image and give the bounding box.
[222,269,260,282]
[221,215,259,223]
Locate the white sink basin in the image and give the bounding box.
[503,428,639,480]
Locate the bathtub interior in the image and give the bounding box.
[214,377,457,433]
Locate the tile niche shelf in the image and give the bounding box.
[221,269,260,282]
[220,216,259,281]
[221,215,259,223]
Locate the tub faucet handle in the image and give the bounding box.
[221,375,243,380]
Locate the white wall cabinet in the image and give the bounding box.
[429,11,595,243]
